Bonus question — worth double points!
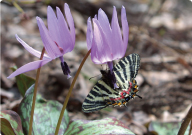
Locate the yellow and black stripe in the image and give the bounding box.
[113,53,140,89]
[82,53,140,113]
[82,80,119,113]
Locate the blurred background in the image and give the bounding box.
[1,0,192,134]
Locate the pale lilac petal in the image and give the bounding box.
[91,19,112,64]
[47,6,62,50]
[91,35,101,64]
[91,42,100,64]
[86,17,93,50]
[94,19,112,62]
[7,59,52,79]
[64,3,75,46]
[111,6,124,59]
[15,34,50,60]
[94,15,97,19]
[121,6,129,53]
[56,7,73,53]
[98,8,112,44]
[91,20,103,64]
[36,17,62,58]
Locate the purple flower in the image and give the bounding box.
[7,3,75,79]
[86,6,129,88]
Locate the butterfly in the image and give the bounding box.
[82,53,141,113]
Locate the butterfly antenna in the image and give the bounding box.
[89,74,101,80]
[136,94,142,99]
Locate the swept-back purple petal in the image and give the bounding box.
[15,34,50,60]
[7,59,52,79]
[36,17,62,58]
[64,3,75,46]
[121,6,129,53]
[47,6,62,51]
[98,8,112,46]
[91,19,112,64]
[56,7,73,53]
[111,6,124,59]
[86,17,93,50]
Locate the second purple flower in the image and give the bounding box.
[87,6,129,88]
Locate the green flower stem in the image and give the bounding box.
[178,105,192,135]
[28,47,45,135]
[54,49,91,135]
[12,1,29,19]
[12,1,24,13]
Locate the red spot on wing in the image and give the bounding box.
[110,97,122,101]
[127,82,132,92]
[120,92,125,98]
[110,98,115,101]
[129,82,132,88]
[110,82,134,102]
[117,97,121,100]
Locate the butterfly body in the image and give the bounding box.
[82,53,141,113]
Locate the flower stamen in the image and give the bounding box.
[59,56,71,79]
[61,61,71,78]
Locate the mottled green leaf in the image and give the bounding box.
[18,84,69,135]
[64,117,135,135]
[148,121,190,135]
[0,110,24,135]
[11,66,35,97]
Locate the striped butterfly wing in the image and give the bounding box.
[82,53,140,113]
[82,79,119,113]
[113,53,140,89]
